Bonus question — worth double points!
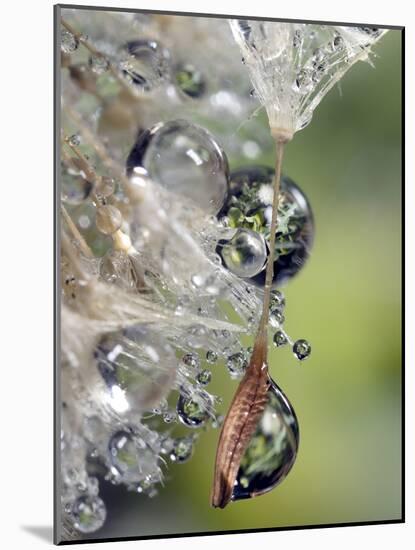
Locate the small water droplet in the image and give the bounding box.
[181,352,200,369]
[169,436,194,463]
[163,411,177,423]
[68,134,81,147]
[120,40,170,91]
[270,309,285,325]
[197,369,212,386]
[206,350,218,364]
[220,228,267,279]
[273,330,288,347]
[175,63,206,98]
[270,289,285,310]
[232,379,299,501]
[71,495,107,533]
[61,29,79,54]
[108,430,158,483]
[226,352,248,378]
[293,339,311,360]
[88,54,110,74]
[177,391,211,427]
[333,34,345,51]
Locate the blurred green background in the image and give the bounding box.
[95,29,402,538]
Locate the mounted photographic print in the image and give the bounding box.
[55,4,403,544]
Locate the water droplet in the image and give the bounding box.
[163,411,177,423]
[109,430,158,483]
[197,369,212,386]
[220,228,267,279]
[177,391,211,427]
[206,350,218,364]
[175,63,206,98]
[95,205,122,235]
[181,352,200,369]
[333,34,345,51]
[88,54,110,74]
[294,69,312,93]
[232,379,299,501]
[226,352,248,378]
[273,330,288,347]
[120,40,170,91]
[218,166,314,286]
[99,250,134,289]
[96,327,177,412]
[95,175,115,199]
[61,29,79,53]
[68,134,81,147]
[126,119,229,214]
[293,339,311,361]
[71,495,106,533]
[270,309,285,325]
[169,436,194,463]
[270,289,285,310]
[292,29,302,48]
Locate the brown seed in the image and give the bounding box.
[211,332,269,508]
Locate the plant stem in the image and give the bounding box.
[61,205,94,259]
[257,137,287,342]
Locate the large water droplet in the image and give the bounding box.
[218,166,314,286]
[126,119,229,214]
[232,379,299,501]
[96,326,177,413]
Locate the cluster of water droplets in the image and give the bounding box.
[59,9,385,540]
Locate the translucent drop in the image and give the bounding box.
[120,40,170,91]
[220,228,267,278]
[126,119,229,214]
[95,175,115,199]
[293,339,311,361]
[218,166,315,286]
[88,54,110,74]
[181,352,200,370]
[177,391,211,427]
[99,249,135,289]
[68,134,81,147]
[206,350,218,364]
[232,379,299,501]
[196,369,212,386]
[270,289,285,310]
[71,495,106,533]
[270,309,285,325]
[273,330,288,347]
[226,352,248,379]
[108,430,156,482]
[95,205,122,235]
[96,326,177,412]
[163,411,177,424]
[61,29,79,54]
[175,63,206,98]
[169,436,194,463]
